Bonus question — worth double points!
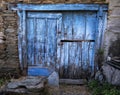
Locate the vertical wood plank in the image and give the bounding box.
[35,19,46,66]
[56,17,62,71]
[101,12,107,48]
[27,18,35,66]
[47,19,57,69]
[22,10,27,74]
[72,12,86,78]
[17,10,23,70]
[62,13,73,78]
[85,12,97,71]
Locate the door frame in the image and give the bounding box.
[10,4,108,75]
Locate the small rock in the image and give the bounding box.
[95,70,104,83]
[0,32,6,40]
[6,29,15,33]
[0,39,5,44]
[48,71,59,87]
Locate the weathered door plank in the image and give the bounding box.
[16,4,108,77]
[56,17,62,70]
[36,19,46,66]
[27,12,62,71]
[85,12,97,71]
[59,11,97,79]
[27,18,35,66]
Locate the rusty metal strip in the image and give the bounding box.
[61,40,95,42]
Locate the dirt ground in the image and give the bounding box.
[48,84,91,95]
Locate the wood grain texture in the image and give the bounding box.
[17,4,108,77]
[58,12,97,79]
[10,4,108,11]
[27,12,62,71]
[26,11,97,78]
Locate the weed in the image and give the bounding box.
[88,80,120,95]
[0,77,10,87]
[0,78,4,86]
[88,80,99,90]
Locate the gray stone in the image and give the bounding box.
[102,64,120,85]
[110,7,120,16]
[95,70,104,83]
[0,32,6,40]
[0,39,5,44]
[48,71,59,87]
[109,0,120,9]
[6,28,15,33]
[5,76,47,94]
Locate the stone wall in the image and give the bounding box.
[0,0,120,78]
[104,0,120,58]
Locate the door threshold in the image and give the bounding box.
[59,79,87,85]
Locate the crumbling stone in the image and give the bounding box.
[4,76,47,94]
[102,64,120,86]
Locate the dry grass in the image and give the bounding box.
[48,84,91,95]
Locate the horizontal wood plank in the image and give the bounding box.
[10,4,108,11]
[59,79,87,85]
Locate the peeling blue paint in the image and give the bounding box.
[10,4,108,11]
[28,67,53,76]
[11,4,108,78]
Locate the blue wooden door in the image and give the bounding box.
[58,12,97,79]
[27,11,97,78]
[27,12,62,69]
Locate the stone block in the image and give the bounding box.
[47,71,59,87]
[5,76,47,94]
[0,32,6,39]
[5,17,17,21]
[3,13,15,17]
[42,0,55,4]
[0,39,5,44]
[0,47,6,52]
[0,59,5,66]
[109,0,120,9]
[0,67,19,78]
[108,17,120,26]
[107,17,120,33]
[6,28,15,33]
[5,60,19,68]
[110,7,120,16]
[0,52,6,59]
[102,64,120,86]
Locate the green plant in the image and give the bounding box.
[96,48,104,70]
[88,80,120,95]
[102,82,112,90]
[92,87,102,95]
[0,78,4,86]
[88,80,99,90]
[97,49,104,55]
[0,77,10,87]
[102,89,120,95]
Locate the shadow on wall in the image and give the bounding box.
[108,35,120,57]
